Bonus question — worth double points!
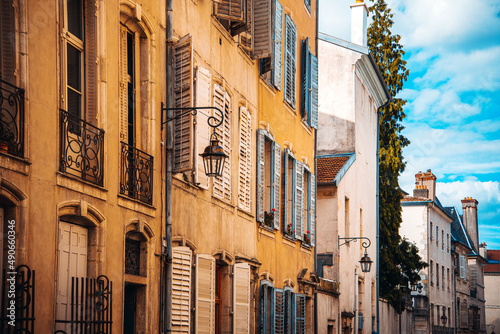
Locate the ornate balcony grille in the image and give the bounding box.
[125,238,141,276]
[0,79,25,158]
[59,109,105,186]
[120,142,153,205]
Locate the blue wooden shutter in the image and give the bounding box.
[273,142,281,229]
[304,0,311,12]
[284,287,294,333]
[273,0,283,90]
[283,150,289,233]
[284,15,296,108]
[260,282,268,333]
[295,161,304,240]
[274,288,284,333]
[257,130,265,223]
[311,53,318,129]
[310,173,316,247]
[301,38,311,122]
[291,291,297,333]
[295,294,306,334]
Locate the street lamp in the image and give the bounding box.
[338,236,373,273]
[441,306,448,326]
[411,282,423,294]
[487,324,496,334]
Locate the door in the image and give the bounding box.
[124,284,137,334]
[56,221,88,331]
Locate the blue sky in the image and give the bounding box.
[319,0,500,248]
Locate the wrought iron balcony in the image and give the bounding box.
[120,142,153,205]
[0,79,25,158]
[59,109,105,186]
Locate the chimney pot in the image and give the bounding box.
[350,0,368,47]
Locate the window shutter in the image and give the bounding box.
[305,0,311,12]
[284,288,295,333]
[119,26,129,142]
[295,161,304,240]
[195,66,212,189]
[215,0,246,22]
[238,107,252,212]
[295,294,306,334]
[85,1,98,125]
[284,15,296,108]
[233,263,251,333]
[272,0,283,90]
[260,281,270,333]
[273,142,281,229]
[195,254,215,334]
[310,53,319,129]
[301,38,311,122]
[310,173,316,247]
[252,0,272,59]
[274,288,284,333]
[460,256,465,279]
[213,85,231,201]
[172,247,192,333]
[256,129,265,223]
[173,35,194,173]
[0,0,15,84]
[283,149,289,232]
[238,0,253,52]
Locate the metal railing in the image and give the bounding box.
[59,109,105,186]
[0,79,25,158]
[120,142,153,205]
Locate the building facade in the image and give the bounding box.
[484,249,500,334]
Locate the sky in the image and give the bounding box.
[319,0,500,248]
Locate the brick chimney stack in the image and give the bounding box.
[462,197,479,251]
[350,0,368,47]
[413,185,429,199]
[415,170,437,202]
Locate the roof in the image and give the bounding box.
[485,250,500,273]
[401,196,431,203]
[444,206,476,253]
[317,153,355,185]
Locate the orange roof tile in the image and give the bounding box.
[317,156,350,183]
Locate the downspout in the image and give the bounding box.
[314,0,319,332]
[452,245,457,334]
[165,0,173,332]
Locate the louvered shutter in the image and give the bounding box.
[272,0,283,89]
[173,35,194,172]
[295,294,306,334]
[310,53,319,129]
[195,66,212,189]
[310,173,316,246]
[85,1,98,125]
[252,0,272,59]
[195,254,215,334]
[301,38,311,121]
[0,0,15,83]
[284,288,295,333]
[256,129,265,222]
[274,288,284,333]
[119,26,129,142]
[215,0,246,22]
[305,0,311,11]
[172,247,192,333]
[213,85,231,201]
[238,0,253,51]
[283,150,289,232]
[459,256,465,279]
[295,161,304,240]
[260,281,271,333]
[284,15,296,108]
[233,263,251,333]
[273,142,281,229]
[238,107,252,212]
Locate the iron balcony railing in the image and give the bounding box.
[59,109,105,186]
[0,79,25,158]
[120,142,153,205]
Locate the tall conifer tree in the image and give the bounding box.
[368,0,427,312]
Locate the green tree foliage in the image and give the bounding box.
[368,0,427,313]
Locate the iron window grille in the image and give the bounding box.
[0,79,25,158]
[125,238,141,276]
[120,142,154,205]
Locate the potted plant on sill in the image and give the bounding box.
[0,122,14,153]
[263,208,275,228]
[303,230,311,245]
[285,223,294,238]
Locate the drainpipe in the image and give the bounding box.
[314,1,319,332]
[165,0,173,332]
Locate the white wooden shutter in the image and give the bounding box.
[0,0,15,84]
[213,85,231,201]
[273,0,283,90]
[195,254,215,334]
[233,263,251,333]
[215,0,246,22]
[295,161,304,240]
[172,247,192,333]
[85,0,98,125]
[284,15,296,108]
[252,0,272,59]
[273,142,281,230]
[238,107,252,212]
[195,66,212,189]
[173,35,194,172]
[310,173,316,246]
[256,129,265,222]
[119,26,129,142]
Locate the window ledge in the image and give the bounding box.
[259,226,276,239]
[283,100,296,116]
[124,273,147,285]
[57,172,108,201]
[117,194,156,217]
[300,120,313,135]
[283,237,296,248]
[237,208,254,221]
[211,16,237,45]
[259,77,278,96]
[0,152,30,175]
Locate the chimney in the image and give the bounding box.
[479,243,487,259]
[413,185,429,199]
[415,169,437,202]
[462,197,479,251]
[351,0,368,47]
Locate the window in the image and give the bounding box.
[257,129,281,229]
[447,234,450,252]
[436,226,439,245]
[447,268,450,290]
[213,84,232,201]
[259,0,283,90]
[436,262,439,287]
[430,260,433,285]
[345,197,350,238]
[300,38,318,128]
[233,263,251,332]
[459,255,466,279]
[283,15,296,108]
[442,230,444,250]
[238,107,252,212]
[284,149,296,238]
[442,265,445,290]
[430,222,433,241]
[214,0,248,36]
[303,167,316,246]
[1,0,16,83]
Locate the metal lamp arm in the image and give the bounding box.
[338,236,371,249]
[161,103,225,130]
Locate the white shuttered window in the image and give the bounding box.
[284,15,296,108]
[295,161,304,240]
[238,107,252,212]
[195,254,216,334]
[172,247,192,333]
[233,263,251,333]
[213,84,232,201]
[195,67,212,189]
